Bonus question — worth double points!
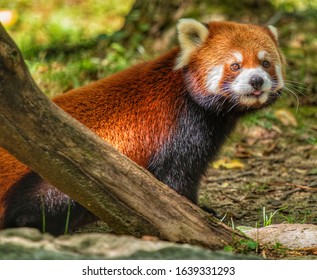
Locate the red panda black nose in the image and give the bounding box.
[249,75,264,90]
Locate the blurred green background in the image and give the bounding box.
[0,0,316,106]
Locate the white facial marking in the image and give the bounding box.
[206,65,224,93]
[232,67,272,93]
[231,67,273,105]
[258,50,268,61]
[232,51,243,62]
[275,64,284,89]
[240,93,268,107]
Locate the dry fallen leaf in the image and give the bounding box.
[235,143,253,158]
[212,158,245,169]
[263,141,278,156]
[274,109,298,127]
[244,125,279,142]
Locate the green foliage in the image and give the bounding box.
[271,0,317,12]
[308,168,317,175]
[24,40,136,98]
[39,197,73,235]
[225,239,259,254]
[64,200,71,235]
[261,206,285,227]
[307,136,317,145]
[223,245,234,252]
[40,195,46,234]
[3,0,134,51]
[1,0,135,97]
[243,111,277,130]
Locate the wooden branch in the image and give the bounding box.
[0,24,246,249]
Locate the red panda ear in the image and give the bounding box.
[175,19,209,70]
[268,25,279,41]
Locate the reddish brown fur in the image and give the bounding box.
[53,49,186,166]
[0,150,29,226]
[187,22,284,98]
[0,21,284,231]
[0,49,186,227]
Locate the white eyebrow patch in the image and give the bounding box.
[232,51,243,62]
[258,50,268,60]
[206,65,224,93]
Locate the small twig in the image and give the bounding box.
[270,182,317,192]
[221,193,244,204]
[279,189,303,201]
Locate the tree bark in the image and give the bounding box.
[0,24,247,249]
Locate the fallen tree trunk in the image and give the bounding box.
[0,24,246,249]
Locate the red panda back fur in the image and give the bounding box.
[54,49,183,167]
[0,151,29,226]
[0,20,285,234]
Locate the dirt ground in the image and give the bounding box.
[199,106,317,228]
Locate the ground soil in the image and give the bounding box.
[199,106,317,229]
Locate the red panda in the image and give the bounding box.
[0,19,285,235]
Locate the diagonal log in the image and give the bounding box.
[0,24,246,249]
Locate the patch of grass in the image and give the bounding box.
[26,41,137,98]
[271,0,317,11]
[3,0,134,53]
[40,196,72,235]
[279,209,315,224]
[1,0,135,97]
[224,239,259,255]
[260,207,311,226]
[288,106,317,145]
[243,109,278,130]
[40,195,46,234]
[261,206,285,227]
[64,199,71,235]
[307,136,317,145]
[279,212,297,224]
[240,183,269,195]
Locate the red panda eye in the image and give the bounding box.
[230,63,240,72]
[262,60,270,68]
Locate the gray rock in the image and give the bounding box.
[240,223,317,249]
[0,227,259,260]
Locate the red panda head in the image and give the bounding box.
[175,19,285,112]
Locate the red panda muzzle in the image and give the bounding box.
[249,75,264,91]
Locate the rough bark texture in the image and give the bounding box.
[0,24,246,249]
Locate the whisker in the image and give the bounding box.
[283,82,308,91]
[284,80,308,87]
[227,100,239,113]
[284,84,307,97]
[283,75,308,85]
[283,87,300,112]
